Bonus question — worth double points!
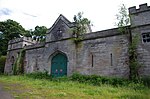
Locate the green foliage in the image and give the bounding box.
[25,71,50,79]
[72,12,91,42]
[0,19,47,56]
[116,4,130,33]
[25,72,70,82]
[22,72,150,88]
[129,34,141,80]
[0,38,8,55]
[71,73,130,86]
[24,29,33,37]
[116,4,141,81]
[70,37,83,44]
[0,56,6,74]
[70,73,150,89]
[0,19,27,55]
[141,77,150,87]
[0,19,26,40]
[27,26,47,42]
[13,49,25,75]
[0,75,150,99]
[73,12,91,36]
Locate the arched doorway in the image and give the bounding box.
[51,53,67,77]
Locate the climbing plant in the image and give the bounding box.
[129,34,141,80]
[116,4,141,80]
[72,12,91,43]
[13,49,25,75]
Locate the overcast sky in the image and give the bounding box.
[0,0,150,32]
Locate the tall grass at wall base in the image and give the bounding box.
[24,72,150,88]
[0,56,6,74]
[25,71,50,79]
[70,73,130,86]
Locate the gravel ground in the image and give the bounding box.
[0,84,14,99]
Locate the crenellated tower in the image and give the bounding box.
[5,37,37,74]
[129,3,150,77]
[129,3,150,27]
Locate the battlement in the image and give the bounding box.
[25,42,45,50]
[8,37,37,44]
[129,3,150,14]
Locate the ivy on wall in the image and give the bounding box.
[116,4,141,80]
[13,49,25,75]
[129,34,141,80]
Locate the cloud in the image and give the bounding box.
[23,12,37,17]
[0,8,12,16]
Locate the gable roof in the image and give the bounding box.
[47,14,75,34]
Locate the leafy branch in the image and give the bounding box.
[72,12,91,43]
[116,4,141,80]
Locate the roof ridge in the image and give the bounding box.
[47,14,74,34]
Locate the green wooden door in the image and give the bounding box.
[51,53,67,77]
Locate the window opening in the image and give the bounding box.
[142,33,150,43]
[91,54,94,67]
[110,53,113,66]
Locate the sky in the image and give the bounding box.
[0,0,150,32]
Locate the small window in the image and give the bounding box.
[142,33,150,43]
[110,53,113,66]
[91,54,94,67]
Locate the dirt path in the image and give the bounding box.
[0,84,14,99]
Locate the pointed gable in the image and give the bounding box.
[47,14,74,34]
[46,14,75,42]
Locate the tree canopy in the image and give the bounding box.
[25,26,47,42]
[116,4,130,29]
[32,26,47,42]
[73,12,91,38]
[0,19,47,55]
[0,19,26,40]
[0,19,27,55]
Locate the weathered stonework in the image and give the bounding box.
[5,4,150,78]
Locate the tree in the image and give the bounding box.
[116,4,140,80]
[0,19,26,40]
[24,29,33,37]
[72,12,91,38]
[116,4,130,33]
[33,26,47,42]
[0,19,27,55]
[29,26,47,42]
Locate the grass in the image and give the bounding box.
[0,75,150,99]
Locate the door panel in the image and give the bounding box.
[51,53,67,77]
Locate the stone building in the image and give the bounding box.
[4,3,150,78]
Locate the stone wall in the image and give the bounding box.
[129,3,150,27]
[4,3,150,78]
[129,3,150,77]
[76,28,129,78]
[11,28,130,78]
[131,25,150,77]
[25,47,45,73]
[43,39,76,76]
[46,15,73,43]
[5,37,37,74]
[4,49,20,74]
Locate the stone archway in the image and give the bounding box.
[51,53,67,77]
